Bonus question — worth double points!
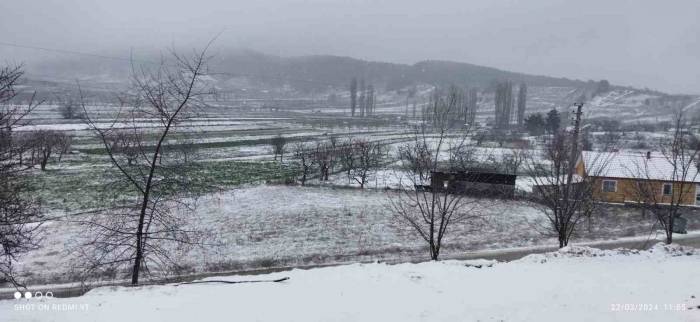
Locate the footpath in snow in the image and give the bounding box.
[1,243,699,322]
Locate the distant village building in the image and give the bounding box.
[431,170,516,198]
[576,151,700,205]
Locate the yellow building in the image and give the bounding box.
[576,151,700,206]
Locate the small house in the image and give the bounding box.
[576,151,700,205]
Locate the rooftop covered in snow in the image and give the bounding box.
[579,151,700,183]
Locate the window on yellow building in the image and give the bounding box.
[662,183,673,196]
[602,180,617,192]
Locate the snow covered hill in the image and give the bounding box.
[2,243,699,322]
[584,89,700,123]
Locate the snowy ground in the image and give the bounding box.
[11,102,700,295]
[16,185,544,285]
[2,243,699,322]
[13,184,698,287]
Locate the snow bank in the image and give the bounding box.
[517,242,699,264]
[2,244,698,322]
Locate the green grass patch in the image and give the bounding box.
[25,160,300,210]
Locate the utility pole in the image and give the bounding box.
[567,102,584,182]
[562,102,584,214]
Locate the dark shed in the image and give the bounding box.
[431,170,516,197]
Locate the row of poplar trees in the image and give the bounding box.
[421,86,479,126]
[494,81,527,130]
[349,78,376,117]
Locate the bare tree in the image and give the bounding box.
[55,132,72,162]
[465,87,478,126]
[0,64,44,288]
[172,138,199,164]
[599,131,621,151]
[358,79,366,118]
[494,81,514,130]
[473,130,487,147]
[270,135,287,162]
[350,139,382,188]
[528,134,591,247]
[397,133,433,183]
[366,84,375,116]
[389,87,484,260]
[292,142,313,185]
[107,131,142,166]
[78,46,212,285]
[0,181,42,288]
[337,139,357,183]
[516,83,527,127]
[526,104,610,247]
[500,148,529,175]
[328,135,339,172]
[29,130,71,170]
[629,111,699,244]
[447,133,478,172]
[312,141,332,181]
[349,78,357,117]
[58,95,84,119]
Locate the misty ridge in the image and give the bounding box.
[25,48,654,92]
[4,0,700,94]
[19,46,696,126]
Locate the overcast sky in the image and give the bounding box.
[1,0,699,93]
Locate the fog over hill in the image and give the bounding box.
[3,1,700,94]
[25,49,609,92]
[18,48,699,126]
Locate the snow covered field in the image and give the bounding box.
[13,184,695,288]
[16,185,544,285]
[3,243,699,322]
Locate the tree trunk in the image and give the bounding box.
[430,244,439,261]
[558,231,567,248]
[132,190,151,285]
[666,212,674,244]
[131,224,144,285]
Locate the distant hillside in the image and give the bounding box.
[208,51,590,91]
[21,49,700,123]
[27,49,593,93]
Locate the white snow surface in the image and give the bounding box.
[2,243,699,322]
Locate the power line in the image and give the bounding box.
[0,41,157,65]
